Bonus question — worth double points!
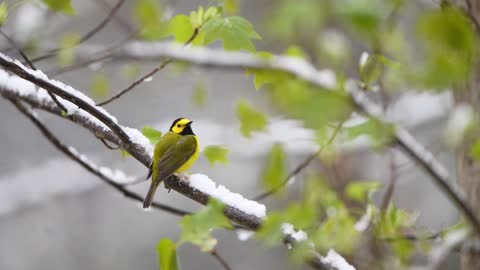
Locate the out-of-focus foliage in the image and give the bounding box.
[58,33,80,66]
[42,0,74,15]
[179,200,233,252]
[90,73,111,99]
[134,0,166,40]
[157,239,180,270]
[262,143,287,194]
[345,118,395,149]
[142,126,163,145]
[203,145,230,166]
[345,181,382,202]
[192,81,207,107]
[0,2,8,25]
[236,99,268,137]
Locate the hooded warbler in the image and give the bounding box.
[143,118,200,208]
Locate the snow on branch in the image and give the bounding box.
[111,41,480,235]
[0,54,349,270]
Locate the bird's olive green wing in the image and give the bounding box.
[154,134,197,181]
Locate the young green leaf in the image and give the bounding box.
[134,0,166,40]
[256,213,285,246]
[90,74,111,98]
[202,16,261,51]
[203,145,230,166]
[262,143,287,194]
[58,33,80,66]
[236,99,268,137]
[0,2,8,25]
[470,138,480,160]
[284,45,307,59]
[345,118,395,149]
[142,126,163,145]
[157,239,180,270]
[219,0,238,14]
[180,199,233,252]
[345,181,382,202]
[167,15,196,43]
[42,0,74,15]
[192,81,208,107]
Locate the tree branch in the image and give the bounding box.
[5,96,190,216]
[29,0,126,63]
[210,249,232,270]
[0,63,343,270]
[253,121,344,201]
[109,41,480,235]
[97,28,199,106]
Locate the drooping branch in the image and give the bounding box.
[6,96,190,216]
[105,41,480,235]
[0,62,345,270]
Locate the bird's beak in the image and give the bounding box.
[187,120,193,126]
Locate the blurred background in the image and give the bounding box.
[0,0,467,269]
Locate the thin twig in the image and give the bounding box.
[0,29,70,113]
[99,137,120,150]
[97,28,199,106]
[95,0,135,33]
[380,150,397,210]
[210,250,232,270]
[29,0,126,63]
[0,30,35,69]
[6,96,190,216]
[253,121,344,201]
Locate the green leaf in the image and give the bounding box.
[345,118,395,149]
[202,16,261,51]
[268,0,326,41]
[336,0,382,41]
[218,0,238,14]
[122,64,141,80]
[0,2,8,25]
[58,33,80,66]
[203,145,230,166]
[359,53,382,86]
[42,0,74,15]
[470,138,480,160]
[345,181,381,202]
[192,81,208,107]
[256,213,285,246]
[376,204,416,238]
[236,99,268,137]
[284,45,307,59]
[90,73,110,98]
[134,0,166,40]
[412,8,477,88]
[180,199,233,252]
[262,143,287,194]
[157,239,180,270]
[142,126,163,145]
[166,15,196,43]
[313,210,360,254]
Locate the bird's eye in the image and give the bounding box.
[177,124,181,128]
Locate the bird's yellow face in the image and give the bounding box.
[169,118,195,135]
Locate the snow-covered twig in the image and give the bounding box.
[0,59,348,270]
[110,41,480,235]
[424,229,469,270]
[6,96,190,216]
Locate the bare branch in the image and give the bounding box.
[30,0,126,63]
[97,28,199,106]
[253,121,344,201]
[380,150,398,210]
[211,250,232,270]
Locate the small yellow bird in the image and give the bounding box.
[143,118,200,208]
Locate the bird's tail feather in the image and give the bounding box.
[143,180,160,208]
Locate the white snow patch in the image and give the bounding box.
[359,52,369,68]
[321,249,356,270]
[236,229,255,241]
[144,76,153,82]
[189,174,266,218]
[282,223,308,242]
[354,205,373,232]
[123,127,154,155]
[444,103,474,147]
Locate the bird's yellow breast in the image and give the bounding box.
[176,135,200,173]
